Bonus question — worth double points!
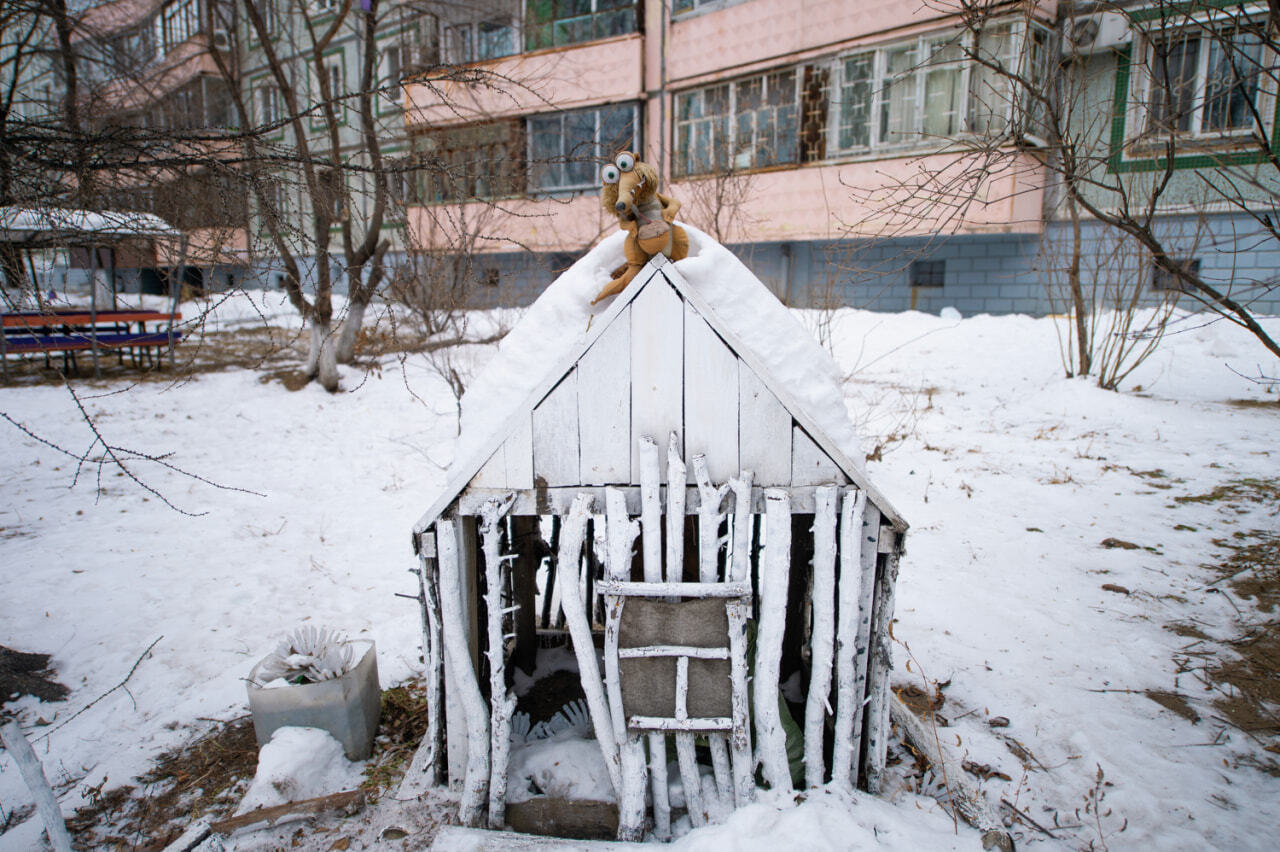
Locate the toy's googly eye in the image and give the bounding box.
[615,152,635,172]
[601,164,620,184]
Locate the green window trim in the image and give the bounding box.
[1107,44,1280,173]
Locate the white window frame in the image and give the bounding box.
[526,102,641,194]
[674,70,802,177]
[828,20,1043,157]
[158,0,200,53]
[1127,9,1273,143]
[257,82,280,126]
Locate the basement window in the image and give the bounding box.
[910,260,945,288]
[1151,257,1200,291]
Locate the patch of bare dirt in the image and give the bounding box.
[1166,478,1280,771]
[0,646,69,712]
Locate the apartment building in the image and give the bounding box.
[402,1,1055,313]
[403,0,1280,318]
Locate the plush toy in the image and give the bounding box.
[592,151,689,304]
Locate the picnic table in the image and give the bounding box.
[1,307,183,380]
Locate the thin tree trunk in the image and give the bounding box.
[1066,192,1091,378]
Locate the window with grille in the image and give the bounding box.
[1136,24,1265,140]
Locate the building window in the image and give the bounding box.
[158,0,200,52]
[416,120,526,203]
[257,83,281,126]
[673,0,748,15]
[524,0,638,52]
[445,18,518,64]
[675,71,799,177]
[528,103,640,193]
[910,260,945,288]
[1135,24,1265,140]
[1151,257,1200,291]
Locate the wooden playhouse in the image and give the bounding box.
[406,249,907,841]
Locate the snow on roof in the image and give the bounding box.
[0,206,181,243]
[447,224,866,489]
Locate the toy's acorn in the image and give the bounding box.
[591,151,690,305]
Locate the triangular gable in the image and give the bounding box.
[415,255,906,535]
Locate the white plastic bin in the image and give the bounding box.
[246,639,381,760]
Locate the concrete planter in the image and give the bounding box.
[246,639,381,760]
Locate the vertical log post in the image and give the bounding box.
[664,432,686,585]
[398,532,446,798]
[831,489,868,789]
[638,437,663,583]
[510,516,540,674]
[603,488,649,841]
[481,497,516,828]
[804,485,839,789]
[754,489,793,793]
[555,494,623,795]
[692,454,729,584]
[864,524,898,794]
[726,598,754,806]
[436,518,490,826]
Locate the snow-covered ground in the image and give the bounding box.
[1,286,1277,850]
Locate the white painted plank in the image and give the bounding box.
[578,311,632,485]
[738,367,792,486]
[683,303,739,483]
[505,416,534,490]
[791,424,844,486]
[533,371,581,486]
[638,437,663,583]
[630,279,684,482]
[665,433,686,584]
[472,446,506,488]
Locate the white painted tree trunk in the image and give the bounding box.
[557,494,623,795]
[675,732,705,827]
[306,319,340,392]
[831,488,868,790]
[436,519,490,826]
[754,489,793,793]
[335,298,368,364]
[648,731,671,840]
[481,498,516,828]
[804,485,839,789]
[726,600,755,806]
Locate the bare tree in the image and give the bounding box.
[858,0,1280,385]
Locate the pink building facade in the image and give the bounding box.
[404,1,1057,314]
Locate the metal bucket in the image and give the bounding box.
[246,639,381,760]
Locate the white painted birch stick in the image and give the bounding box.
[481,498,516,828]
[0,721,72,852]
[675,732,705,827]
[556,494,623,796]
[852,505,883,790]
[398,543,445,799]
[708,735,733,815]
[692,454,729,583]
[602,488,648,841]
[728,473,753,583]
[864,531,898,795]
[831,488,867,790]
[436,519,490,826]
[648,731,671,840]
[804,486,839,789]
[665,433,686,584]
[638,436,663,584]
[754,489,793,793]
[726,601,755,806]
